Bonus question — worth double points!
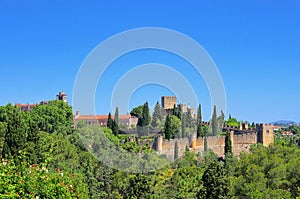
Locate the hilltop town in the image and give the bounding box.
[1,91,300,198]
[14,92,280,160]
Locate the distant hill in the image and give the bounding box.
[271,120,299,126]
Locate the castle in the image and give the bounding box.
[153,123,274,160]
[161,96,195,118]
[16,91,67,112]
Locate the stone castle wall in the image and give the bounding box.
[154,124,274,161]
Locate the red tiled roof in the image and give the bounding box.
[282,131,293,135]
[74,114,132,120]
[16,104,36,108]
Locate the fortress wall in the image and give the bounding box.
[155,124,275,160]
[233,133,257,145]
[207,136,225,146]
[232,144,252,156]
[160,138,189,161]
[161,138,189,151]
[196,138,204,147]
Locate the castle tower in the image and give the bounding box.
[156,135,163,154]
[256,124,274,147]
[56,91,67,103]
[161,96,176,110]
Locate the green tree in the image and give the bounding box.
[151,101,162,128]
[142,102,151,126]
[224,131,232,156]
[201,161,229,199]
[218,110,225,128]
[181,115,185,138]
[0,122,7,153]
[130,105,143,118]
[30,100,73,135]
[164,115,171,140]
[127,174,151,199]
[174,141,179,160]
[112,120,119,136]
[164,115,181,140]
[0,159,88,198]
[173,104,177,116]
[137,102,151,136]
[203,125,209,152]
[197,104,203,138]
[107,112,113,129]
[177,104,182,120]
[226,116,239,127]
[114,107,119,125]
[2,108,28,160]
[184,108,195,129]
[224,131,234,173]
[212,105,218,136]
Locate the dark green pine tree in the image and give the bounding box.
[181,114,185,138]
[2,108,28,159]
[177,104,182,120]
[203,125,209,152]
[212,105,218,136]
[141,102,151,126]
[224,131,234,172]
[164,115,171,140]
[107,112,113,129]
[174,141,179,160]
[204,135,208,152]
[151,101,162,128]
[185,108,194,128]
[224,131,232,156]
[173,104,177,116]
[201,161,230,199]
[112,120,119,136]
[197,104,203,138]
[26,116,40,164]
[114,107,119,126]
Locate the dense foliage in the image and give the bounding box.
[0,102,299,198]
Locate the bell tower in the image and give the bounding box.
[56,91,67,103]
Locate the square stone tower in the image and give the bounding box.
[56,91,67,103]
[161,96,176,110]
[256,124,274,147]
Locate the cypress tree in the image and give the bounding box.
[204,135,208,152]
[224,131,234,172]
[112,120,119,136]
[2,108,27,159]
[181,114,185,138]
[107,112,113,129]
[174,141,179,160]
[142,102,151,126]
[202,161,229,199]
[212,105,218,136]
[197,104,203,138]
[151,102,162,128]
[177,104,182,120]
[173,104,177,116]
[224,131,232,156]
[164,115,171,140]
[185,108,194,128]
[114,107,119,126]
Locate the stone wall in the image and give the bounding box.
[153,124,274,160]
[157,137,189,161]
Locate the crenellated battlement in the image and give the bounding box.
[154,123,274,160]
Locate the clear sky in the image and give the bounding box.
[0,0,299,123]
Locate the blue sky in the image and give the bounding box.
[0,0,299,123]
